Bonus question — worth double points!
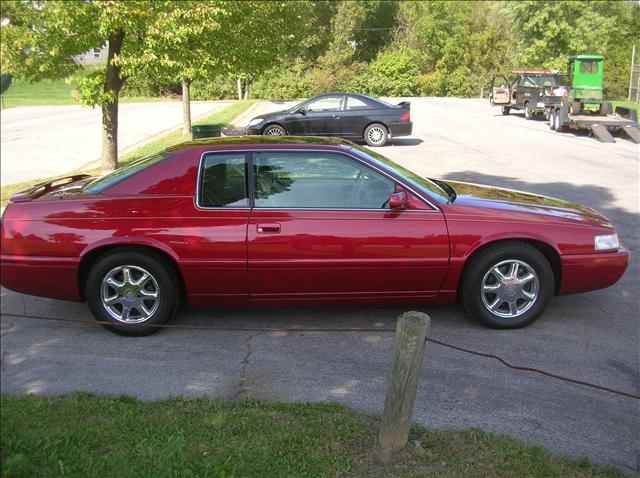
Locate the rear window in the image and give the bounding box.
[84,152,173,194]
[579,61,599,74]
[520,75,565,87]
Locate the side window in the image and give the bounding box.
[346,96,370,110]
[305,96,344,112]
[199,153,248,207]
[253,151,395,209]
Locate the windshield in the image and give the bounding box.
[348,145,450,204]
[521,75,568,87]
[84,152,174,194]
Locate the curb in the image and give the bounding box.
[222,101,266,136]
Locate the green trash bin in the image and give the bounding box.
[192,125,222,139]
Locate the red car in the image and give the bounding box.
[0,137,629,335]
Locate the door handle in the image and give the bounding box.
[257,223,281,234]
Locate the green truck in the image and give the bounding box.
[491,55,639,143]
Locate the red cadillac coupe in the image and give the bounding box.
[0,137,629,335]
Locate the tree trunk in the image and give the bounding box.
[101,30,125,173]
[243,79,249,100]
[237,78,243,101]
[182,78,191,134]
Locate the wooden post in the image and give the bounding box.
[377,311,430,464]
[237,78,243,101]
[480,86,484,99]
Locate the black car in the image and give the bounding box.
[245,93,412,147]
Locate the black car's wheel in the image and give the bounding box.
[461,242,553,329]
[501,106,510,115]
[86,250,180,336]
[263,124,286,136]
[364,123,388,147]
[524,102,533,120]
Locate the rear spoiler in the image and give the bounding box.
[397,101,411,108]
[10,174,91,203]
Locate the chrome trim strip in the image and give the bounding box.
[195,148,441,212]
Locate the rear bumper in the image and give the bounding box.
[0,254,81,301]
[558,247,629,295]
[389,121,412,137]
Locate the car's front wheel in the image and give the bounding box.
[461,242,554,329]
[364,123,388,147]
[263,124,286,136]
[86,250,180,336]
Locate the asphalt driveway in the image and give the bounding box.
[1,98,638,473]
[0,100,230,186]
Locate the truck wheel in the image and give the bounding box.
[549,110,556,130]
[553,111,565,132]
[501,106,510,115]
[524,102,533,120]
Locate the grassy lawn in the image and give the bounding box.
[1,77,177,108]
[0,393,624,478]
[0,100,255,207]
[610,99,640,110]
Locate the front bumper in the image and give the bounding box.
[245,124,262,135]
[558,247,629,295]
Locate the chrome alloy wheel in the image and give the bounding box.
[264,126,284,135]
[367,125,386,145]
[480,259,539,318]
[100,265,160,323]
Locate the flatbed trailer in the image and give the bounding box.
[546,101,640,143]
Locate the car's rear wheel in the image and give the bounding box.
[364,123,388,147]
[461,242,554,329]
[86,250,179,336]
[263,124,286,136]
[501,106,510,115]
[524,102,533,120]
[548,110,556,130]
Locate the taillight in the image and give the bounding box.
[400,111,410,121]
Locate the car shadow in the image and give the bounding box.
[390,138,424,146]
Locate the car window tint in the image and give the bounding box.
[253,151,395,209]
[346,97,370,110]
[306,96,343,112]
[199,153,249,207]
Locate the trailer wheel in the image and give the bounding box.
[524,102,533,120]
[501,106,510,115]
[549,110,556,130]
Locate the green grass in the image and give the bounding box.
[610,99,640,111]
[0,393,625,478]
[0,100,256,207]
[1,77,176,108]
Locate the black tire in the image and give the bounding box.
[549,109,556,130]
[501,106,510,115]
[553,109,565,132]
[85,250,180,336]
[461,242,554,329]
[364,123,388,147]
[524,102,533,120]
[262,124,286,136]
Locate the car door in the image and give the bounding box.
[490,75,511,105]
[184,151,251,305]
[247,149,450,301]
[298,95,345,136]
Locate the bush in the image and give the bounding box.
[121,76,179,98]
[252,59,311,100]
[190,76,236,100]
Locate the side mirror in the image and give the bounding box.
[388,191,407,210]
[295,108,306,115]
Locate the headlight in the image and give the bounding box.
[594,233,619,251]
[248,118,263,127]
